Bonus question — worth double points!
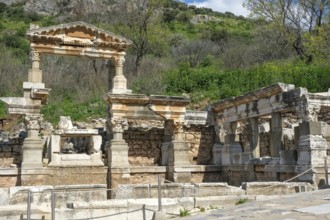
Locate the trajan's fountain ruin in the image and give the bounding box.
[0,22,329,219]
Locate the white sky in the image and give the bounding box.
[182,0,250,17]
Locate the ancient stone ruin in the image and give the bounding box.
[0,22,329,197]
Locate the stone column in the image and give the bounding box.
[161,120,173,166]
[167,121,191,183]
[28,49,42,83]
[249,117,260,158]
[222,122,242,165]
[270,112,282,157]
[107,117,130,196]
[21,114,44,168]
[110,56,131,94]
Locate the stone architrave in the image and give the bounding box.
[21,114,44,168]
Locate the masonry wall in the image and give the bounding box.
[0,137,22,167]
[318,106,330,125]
[124,128,164,166]
[184,125,215,165]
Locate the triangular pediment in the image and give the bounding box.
[27,21,132,50]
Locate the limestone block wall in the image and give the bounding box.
[318,106,330,124]
[124,128,164,166]
[0,136,23,167]
[183,125,215,165]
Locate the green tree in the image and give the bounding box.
[244,0,329,63]
[110,0,168,75]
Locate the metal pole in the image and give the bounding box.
[51,189,55,220]
[142,204,146,220]
[158,175,162,211]
[325,156,329,186]
[27,190,31,220]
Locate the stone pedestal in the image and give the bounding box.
[212,143,223,165]
[21,138,44,168]
[297,135,327,166]
[167,142,192,181]
[168,140,190,166]
[221,143,243,165]
[108,140,130,168]
[280,150,297,165]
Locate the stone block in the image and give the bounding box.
[0,187,9,205]
[168,140,190,166]
[299,121,322,136]
[196,183,244,197]
[212,144,222,165]
[280,150,297,165]
[242,182,314,195]
[21,138,43,168]
[92,135,102,152]
[297,135,327,165]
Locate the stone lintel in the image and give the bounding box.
[212,83,295,112]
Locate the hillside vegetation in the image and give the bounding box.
[0,0,329,124]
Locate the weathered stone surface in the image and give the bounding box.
[242,182,315,195]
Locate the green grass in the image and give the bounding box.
[235,198,248,205]
[179,208,190,217]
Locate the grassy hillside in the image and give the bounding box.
[0,1,329,124]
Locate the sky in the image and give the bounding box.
[181,0,250,17]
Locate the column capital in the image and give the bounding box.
[30,49,40,62]
[110,118,128,133]
[25,114,43,130]
[113,56,125,67]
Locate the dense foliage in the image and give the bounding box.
[0,0,329,123]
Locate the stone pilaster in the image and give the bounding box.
[270,112,282,157]
[21,114,44,168]
[248,117,260,158]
